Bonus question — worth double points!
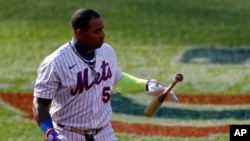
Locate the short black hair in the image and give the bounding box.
[71,8,101,30]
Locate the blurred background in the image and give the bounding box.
[0,0,250,140]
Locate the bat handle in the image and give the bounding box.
[144,73,184,117]
[144,80,178,117]
[157,72,183,102]
[157,80,178,102]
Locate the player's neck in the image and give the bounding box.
[73,39,94,54]
[71,40,95,62]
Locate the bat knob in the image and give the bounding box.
[175,73,184,82]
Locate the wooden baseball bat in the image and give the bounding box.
[144,73,183,117]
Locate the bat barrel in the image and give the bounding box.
[144,98,163,117]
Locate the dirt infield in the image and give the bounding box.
[2,93,249,137]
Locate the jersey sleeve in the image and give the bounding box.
[33,58,60,99]
[114,67,123,85]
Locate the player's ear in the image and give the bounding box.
[76,28,84,39]
[75,28,83,38]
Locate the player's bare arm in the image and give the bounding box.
[32,97,52,124]
[33,97,68,141]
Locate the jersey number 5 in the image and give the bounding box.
[102,87,111,103]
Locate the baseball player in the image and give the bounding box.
[32,8,178,141]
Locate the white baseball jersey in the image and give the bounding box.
[34,40,122,140]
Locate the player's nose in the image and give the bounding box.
[100,31,105,39]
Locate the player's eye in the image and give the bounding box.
[94,29,102,34]
[94,26,104,34]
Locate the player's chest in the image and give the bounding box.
[58,55,116,89]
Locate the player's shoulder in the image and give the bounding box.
[41,42,71,64]
[97,43,116,54]
[101,43,113,49]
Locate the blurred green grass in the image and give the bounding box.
[0,0,250,140]
[1,0,250,94]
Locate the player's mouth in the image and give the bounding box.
[100,38,104,43]
[95,40,104,49]
[99,39,104,45]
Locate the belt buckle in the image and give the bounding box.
[87,129,96,135]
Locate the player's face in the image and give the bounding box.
[80,17,105,51]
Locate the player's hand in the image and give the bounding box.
[167,90,178,102]
[146,79,165,94]
[146,79,178,102]
[46,129,68,141]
